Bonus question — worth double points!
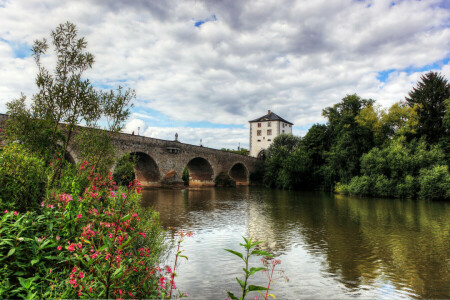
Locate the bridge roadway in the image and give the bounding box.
[0,114,262,187]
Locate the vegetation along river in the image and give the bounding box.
[141,187,449,299]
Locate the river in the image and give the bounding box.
[141,187,449,299]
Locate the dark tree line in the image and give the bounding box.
[264,71,450,200]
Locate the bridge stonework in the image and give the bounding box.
[0,114,262,187]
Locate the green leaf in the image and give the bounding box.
[249,267,266,276]
[250,241,264,247]
[120,214,131,222]
[179,255,188,260]
[250,250,273,257]
[224,249,243,260]
[236,277,245,289]
[7,248,15,257]
[227,291,239,300]
[31,259,39,266]
[248,285,269,291]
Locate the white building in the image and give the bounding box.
[249,110,294,158]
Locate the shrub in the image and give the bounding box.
[113,154,136,186]
[418,165,450,201]
[0,144,47,212]
[0,160,174,299]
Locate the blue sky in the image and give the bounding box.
[0,0,449,149]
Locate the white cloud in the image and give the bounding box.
[0,0,449,149]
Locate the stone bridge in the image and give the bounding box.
[0,114,262,187]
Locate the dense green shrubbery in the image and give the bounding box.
[0,158,173,299]
[0,144,47,212]
[336,139,449,200]
[418,165,450,201]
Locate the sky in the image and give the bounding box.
[0,0,449,150]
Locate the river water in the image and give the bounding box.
[141,187,449,299]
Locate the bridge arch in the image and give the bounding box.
[257,150,266,160]
[185,157,214,186]
[229,162,249,185]
[129,152,160,186]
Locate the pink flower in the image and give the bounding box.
[109,233,114,238]
[68,244,75,251]
[89,287,92,293]
[13,211,17,216]
[139,232,146,238]
[119,289,123,295]
[49,269,52,274]
[129,292,133,297]
[57,246,62,251]
[166,265,172,273]
[77,214,82,219]
[56,236,60,240]
[80,272,84,279]
[38,238,42,242]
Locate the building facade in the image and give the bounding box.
[249,110,293,158]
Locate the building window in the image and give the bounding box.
[267,129,272,135]
[268,139,271,141]
[258,123,261,127]
[257,130,261,136]
[282,123,285,128]
[268,122,271,127]
[282,130,285,133]
[289,124,292,127]
[257,139,261,142]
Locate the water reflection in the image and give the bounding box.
[142,187,449,299]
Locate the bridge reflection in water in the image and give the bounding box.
[141,187,449,299]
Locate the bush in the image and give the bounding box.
[113,154,136,186]
[0,160,174,299]
[0,144,47,212]
[348,176,373,196]
[418,165,450,201]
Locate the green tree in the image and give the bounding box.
[322,94,375,186]
[405,71,450,144]
[5,22,134,181]
[263,134,301,188]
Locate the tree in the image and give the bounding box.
[263,133,301,188]
[6,22,134,181]
[322,94,375,186]
[405,71,450,144]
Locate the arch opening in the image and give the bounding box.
[131,152,160,186]
[229,163,249,185]
[257,150,266,160]
[186,157,214,186]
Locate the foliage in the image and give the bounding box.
[225,237,272,300]
[418,165,450,201]
[5,22,134,184]
[263,134,301,188]
[221,148,250,156]
[0,144,47,212]
[113,154,136,187]
[405,71,450,144]
[182,168,189,186]
[262,74,449,200]
[336,139,449,200]
[0,160,175,299]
